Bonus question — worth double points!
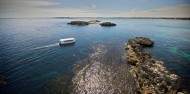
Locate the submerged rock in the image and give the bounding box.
[39,76,72,94]
[126,37,183,94]
[99,22,116,26]
[0,76,6,87]
[67,21,89,26]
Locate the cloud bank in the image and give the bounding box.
[0,0,190,18]
[120,4,190,17]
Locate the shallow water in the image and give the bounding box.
[0,18,190,93]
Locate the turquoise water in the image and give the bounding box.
[0,18,190,93]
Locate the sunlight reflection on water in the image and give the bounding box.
[72,44,138,94]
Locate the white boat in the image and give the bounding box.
[59,38,75,45]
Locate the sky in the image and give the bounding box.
[0,0,190,18]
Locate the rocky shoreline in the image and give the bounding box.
[125,37,187,94]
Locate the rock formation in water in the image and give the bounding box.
[67,20,117,27]
[67,21,89,26]
[125,37,185,94]
[88,20,101,24]
[99,22,116,26]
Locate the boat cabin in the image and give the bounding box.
[59,38,75,45]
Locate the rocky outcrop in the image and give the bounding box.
[99,22,116,26]
[126,37,183,94]
[67,21,89,26]
[88,20,101,24]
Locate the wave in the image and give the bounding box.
[31,43,59,50]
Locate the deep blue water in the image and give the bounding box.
[0,18,190,93]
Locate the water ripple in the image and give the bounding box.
[31,43,59,50]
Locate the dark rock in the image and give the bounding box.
[67,21,89,26]
[135,37,154,47]
[125,37,181,94]
[176,88,189,94]
[159,82,168,93]
[99,22,116,26]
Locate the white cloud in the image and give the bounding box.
[119,4,190,17]
[0,0,61,9]
[0,0,105,18]
[0,0,190,18]
[0,0,62,18]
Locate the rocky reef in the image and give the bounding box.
[99,22,116,26]
[125,37,185,94]
[67,21,89,26]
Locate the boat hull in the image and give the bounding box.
[59,41,75,45]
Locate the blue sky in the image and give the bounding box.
[0,0,190,18]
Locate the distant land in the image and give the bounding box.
[53,17,190,20]
[1,17,190,20]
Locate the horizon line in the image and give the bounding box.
[0,17,190,20]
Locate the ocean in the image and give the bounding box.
[0,18,190,93]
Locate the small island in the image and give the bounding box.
[67,20,117,27]
[67,20,101,26]
[99,22,116,26]
[67,21,89,26]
